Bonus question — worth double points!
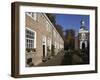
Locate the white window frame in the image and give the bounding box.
[42,35,47,56]
[26,12,37,21]
[26,27,36,48]
[33,13,37,21]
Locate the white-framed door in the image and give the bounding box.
[42,35,47,58]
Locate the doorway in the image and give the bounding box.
[82,42,85,49]
[42,36,46,60]
[43,44,45,58]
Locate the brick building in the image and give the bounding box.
[25,12,64,66]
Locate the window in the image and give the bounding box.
[32,13,37,21]
[26,12,37,21]
[81,33,86,40]
[26,12,32,16]
[26,28,36,49]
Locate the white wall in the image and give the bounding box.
[0,0,100,80]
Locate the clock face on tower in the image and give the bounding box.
[81,33,86,40]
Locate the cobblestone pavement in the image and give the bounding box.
[38,52,65,66]
[37,50,89,66]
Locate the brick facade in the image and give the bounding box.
[25,12,64,66]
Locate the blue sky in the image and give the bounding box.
[54,13,90,36]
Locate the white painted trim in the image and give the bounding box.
[79,29,89,33]
[26,27,37,48]
[42,35,47,56]
[30,12,64,43]
[26,12,37,21]
[42,13,64,42]
[34,13,37,21]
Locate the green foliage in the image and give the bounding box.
[46,13,64,39]
[46,13,56,26]
[26,48,36,52]
[55,24,64,38]
[64,29,75,50]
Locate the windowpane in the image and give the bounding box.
[26,28,35,49]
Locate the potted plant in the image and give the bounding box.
[26,48,31,52]
[31,48,36,52]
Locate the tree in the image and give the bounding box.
[55,24,64,38]
[46,13,56,26]
[46,13,64,39]
[64,29,75,50]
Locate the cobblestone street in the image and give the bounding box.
[38,52,65,66]
[37,50,89,66]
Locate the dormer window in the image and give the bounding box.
[26,12,37,21]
